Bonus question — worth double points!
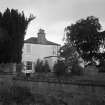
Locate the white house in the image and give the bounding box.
[22,29,61,73]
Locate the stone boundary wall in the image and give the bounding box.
[1,73,105,86]
[14,73,105,86]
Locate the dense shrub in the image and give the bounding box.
[35,59,43,72]
[0,63,15,73]
[43,60,51,72]
[53,59,83,77]
[35,59,50,73]
[71,63,83,75]
[16,63,24,72]
[64,53,84,76]
[99,67,105,72]
[53,60,66,76]
[98,60,105,72]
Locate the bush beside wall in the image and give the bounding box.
[53,60,66,76]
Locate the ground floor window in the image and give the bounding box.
[26,61,32,70]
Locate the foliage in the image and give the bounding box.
[70,59,83,75]
[35,59,51,73]
[35,59,43,72]
[43,60,51,72]
[59,43,76,59]
[16,63,24,76]
[60,43,83,75]
[64,16,105,65]
[53,60,66,76]
[0,63,15,73]
[16,63,24,72]
[0,8,35,63]
[64,53,83,76]
[98,59,105,72]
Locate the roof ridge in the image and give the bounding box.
[24,37,60,46]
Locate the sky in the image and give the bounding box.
[0,0,105,45]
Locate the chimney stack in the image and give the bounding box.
[37,29,46,44]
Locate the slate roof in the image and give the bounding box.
[24,37,60,46]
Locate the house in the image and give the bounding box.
[22,29,61,73]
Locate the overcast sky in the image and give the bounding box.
[0,0,105,44]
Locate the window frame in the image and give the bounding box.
[26,61,32,70]
[26,44,31,54]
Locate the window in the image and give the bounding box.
[26,61,32,70]
[26,44,31,54]
[52,46,57,56]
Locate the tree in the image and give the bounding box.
[64,16,105,65]
[59,42,77,59]
[59,44,83,75]
[0,8,35,63]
